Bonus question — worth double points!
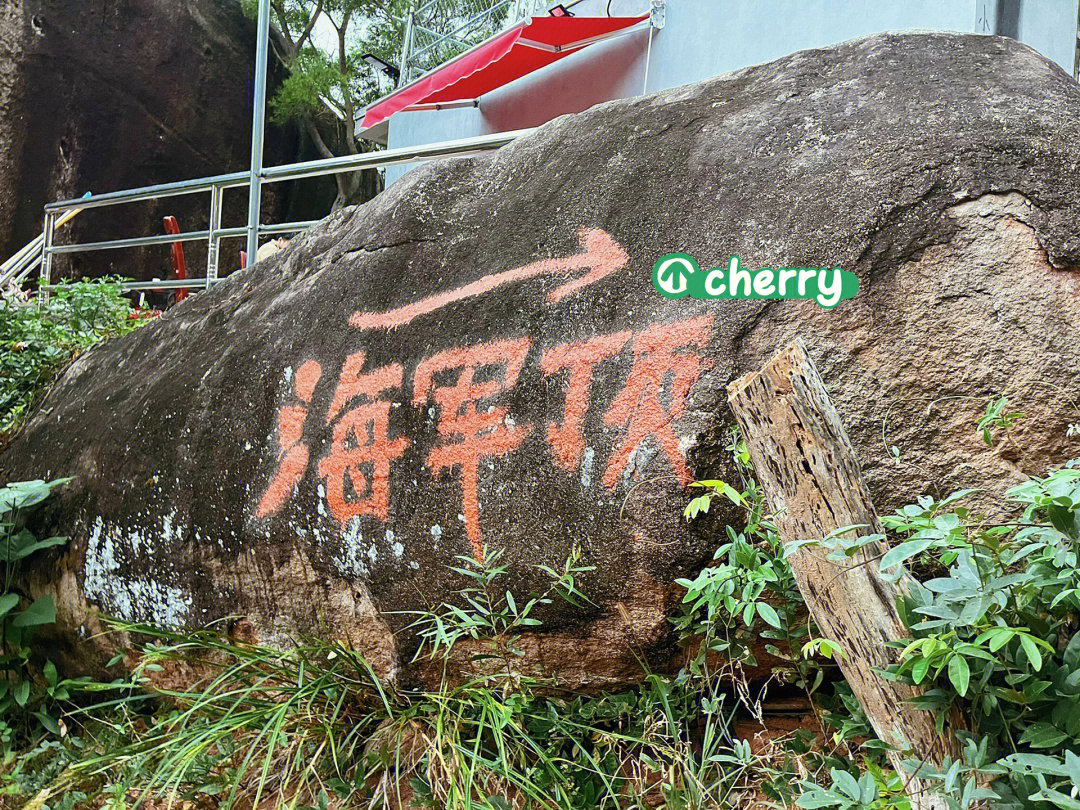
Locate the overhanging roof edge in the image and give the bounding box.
[360,14,649,132]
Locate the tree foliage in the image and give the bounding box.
[240,0,410,209]
[240,0,514,208]
[0,280,155,436]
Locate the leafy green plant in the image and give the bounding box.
[676,494,822,690]
[678,431,822,698]
[824,459,1080,809]
[0,279,155,434]
[677,452,916,810]
[677,414,1080,810]
[795,766,894,809]
[49,623,389,810]
[408,543,594,665]
[977,395,1026,447]
[0,477,76,752]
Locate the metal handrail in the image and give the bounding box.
[45,172,249,212]
[0,236,44,287]
[1,206,84,293]
[46,129,531,213]
[38,128,534,297]
[44,221,324,256]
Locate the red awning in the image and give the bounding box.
[361,15,649,130]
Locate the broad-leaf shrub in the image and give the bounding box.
[804,461,1080,809]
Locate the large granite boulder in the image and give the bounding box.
[0,0,295,282]
[3,32,1080,689]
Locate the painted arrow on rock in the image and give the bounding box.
[349,227,629,331]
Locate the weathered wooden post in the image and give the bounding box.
[727,339,964,810]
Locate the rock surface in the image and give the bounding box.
[0,0,294,282]
[3,33,1080,688]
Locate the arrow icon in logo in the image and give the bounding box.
[350,228,629,331]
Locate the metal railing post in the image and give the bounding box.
[246,0,271,266]
[39,212,55,304]
[398,7,416,86]
[206,184,223,288]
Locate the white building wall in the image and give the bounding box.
[382,0,1079,184]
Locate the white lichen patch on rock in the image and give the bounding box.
[83,515,193,628]
[328,517,370,580]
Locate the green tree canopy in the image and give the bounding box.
[241,0,410,209]
[241,0,520,209]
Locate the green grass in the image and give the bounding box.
[17,615,787,810]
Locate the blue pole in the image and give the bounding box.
[246,0,271,265]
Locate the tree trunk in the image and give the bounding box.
[726,339,965,810]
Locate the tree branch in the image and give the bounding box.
[294,0,324,51]
[267,16,296,68]
[308,94,354,205]
[338,11,359,155]
[271,0,295,48]
[268,33,289,67]
[304,117,336,161]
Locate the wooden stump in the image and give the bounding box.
[727,339,964,810]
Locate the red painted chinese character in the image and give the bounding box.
[318,351,409,526]
[541,330,631,471]
[256,360,323,518]
[602,315,714,489]
[413,338,533,560]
